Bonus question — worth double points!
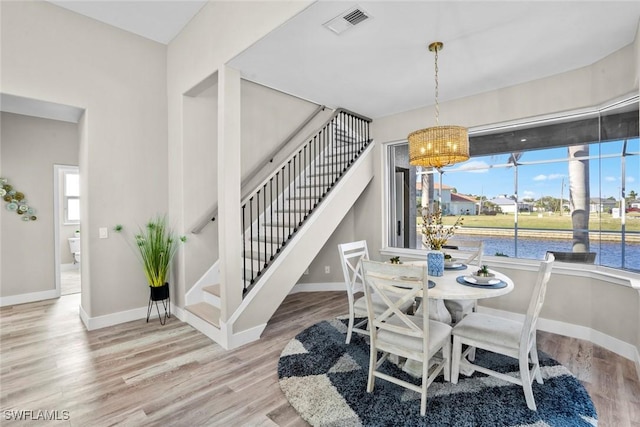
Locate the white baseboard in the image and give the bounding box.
[477,306,640,366]
[78,301,183,331]
[0,289,59,307]
[290,282,346,293]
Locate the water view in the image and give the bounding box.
[452,234,640,271]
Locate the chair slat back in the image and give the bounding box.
[443,239,484,266]
[338,241,369,296]
[362,260,428,340]
[520,253,554,354]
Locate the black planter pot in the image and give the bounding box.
[150,283,170,301]
[147,282,171,325]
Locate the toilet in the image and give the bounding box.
[68,237,81,264]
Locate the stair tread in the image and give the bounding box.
[202,284,220,297]
[185,302,220,328]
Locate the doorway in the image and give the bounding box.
[54,165,81,295]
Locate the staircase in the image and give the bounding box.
[184,109,373,349]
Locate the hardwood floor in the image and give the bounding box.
[1,292,638,426]
[60,269,81,296]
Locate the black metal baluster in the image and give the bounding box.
[304,144,308,216]
[275,173,280,253]
[326,125,330,193]
[249,197,254,284]
[331,119,335,187]
[343,112,348,173]
[242,204,246,292]
[263,183,267,267]
[313,135,317,208]
[287,161,291,237]
[320,128,324,196]
[282,166,286,245]
[269,178,273,260]
[256,190,261,277]
[297,150,302,226]
[349,113,353,165]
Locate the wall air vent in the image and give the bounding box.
[323,6,371,35]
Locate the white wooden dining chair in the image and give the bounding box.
[450,253,555,411]
[361,260,452,416]
[442,239,484,324]
[337,241,413,344]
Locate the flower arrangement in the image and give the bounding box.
[114,216,186,287]
[421,207,463,251]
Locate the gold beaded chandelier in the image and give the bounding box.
[408,42,469,168]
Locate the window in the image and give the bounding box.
[64,171,80,224]
[387,96,639,272]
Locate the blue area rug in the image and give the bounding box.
[278,318,597,426]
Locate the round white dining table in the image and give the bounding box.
[404,261,515,324]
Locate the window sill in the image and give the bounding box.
[379,246,640,290]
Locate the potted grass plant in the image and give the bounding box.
[114,216,185,323]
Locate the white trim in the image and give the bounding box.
[379,246,640,289]
[470,93,638,135]
[79,303,90,329]
[184,311,226,347]
[290,282,347,293]
[477,306,639,363]
[54,164,80,300]
[171,304,186,321]
[80,305,149,330]
[77,301,183,331]
[227,322,266,349]
[0,289,59,307]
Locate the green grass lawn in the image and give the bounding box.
[425,212,640,232]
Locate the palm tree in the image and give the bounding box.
[568,145,590,252]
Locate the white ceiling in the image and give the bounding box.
[29,1,640,120]
[48,0,207,45]
[229,1,640,118]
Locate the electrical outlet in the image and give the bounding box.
[324,266,330,274]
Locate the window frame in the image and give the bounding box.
[62,169,80,225]
[384,94,639,272]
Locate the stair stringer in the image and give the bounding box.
[224,143,374,348]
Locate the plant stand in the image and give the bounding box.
[147,283,171,325]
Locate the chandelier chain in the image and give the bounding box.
[434,44,439,126]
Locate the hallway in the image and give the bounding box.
[61,269,81,296]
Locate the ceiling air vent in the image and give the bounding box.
[323,6,371,35]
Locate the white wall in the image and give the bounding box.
[1,2,168,316]
[0,112,78,296]
[166,1,313,306]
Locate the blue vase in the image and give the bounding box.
[427,251,444,277]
